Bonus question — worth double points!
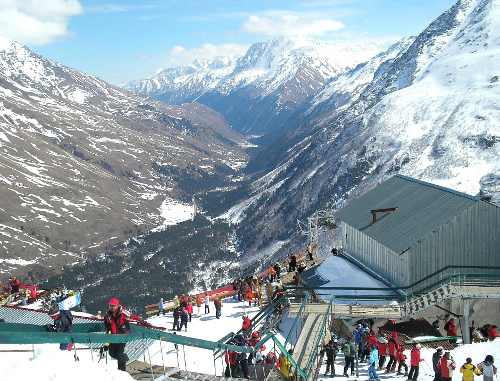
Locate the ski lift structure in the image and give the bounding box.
[297,208,337,250]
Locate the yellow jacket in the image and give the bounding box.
[280,353,292,377]
[460,363,481,381]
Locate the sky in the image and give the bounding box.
[0,0,458,85]
[2,255,499,380]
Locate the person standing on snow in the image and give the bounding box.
[214,296,222,319]
[386,331,399,373]
[477,355,497,381]
[186,297,193,322]
[409,344,424,380]
[103,298,142,372]
[157,298,165,316]
[433,347,444,381]
[368,344,380,380]
[179,306,188,331]
[321,339,338,376]
[438,351,456,381]
[460,357,481,381]
[204,293,210,314]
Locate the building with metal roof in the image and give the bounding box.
[334,175,500,293]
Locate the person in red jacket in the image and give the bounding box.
[438,352,456,381]
[242,314,252,336]
[409,344,424,380]
[386,332,400,373]
[103,298,142,371]
[486,325,499,339]
[377,338,388,370]
[396,346,408,376]
[446,319,458,346]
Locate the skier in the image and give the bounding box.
[396,346,408,376]
[103,298,142,372]
[409,344,423,380]
[377,336,388,370]
[386,331,399,373]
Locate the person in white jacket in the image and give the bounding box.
[478,355,497,381]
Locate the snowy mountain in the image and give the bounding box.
[0,35,247,282]
[124,37,382,135]
[217,0,500,266]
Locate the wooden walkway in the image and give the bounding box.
[288,302,404,318]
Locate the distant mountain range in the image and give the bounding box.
[124,37,382,135]
[1,0,499,312]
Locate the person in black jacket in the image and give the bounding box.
[45,305,73,351]
[321,339,338,375]
[432,347,444,381]
[233,334,253,379]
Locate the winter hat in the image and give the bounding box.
[48,305,60,317]
[109,298,120,306]
[392,332,397,337]
[466,358,472,364]
[416,344,422,349]
[485,355,494,363]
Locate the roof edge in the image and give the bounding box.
[395,174,480,201]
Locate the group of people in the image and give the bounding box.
[432,347,497,381]
[232,277,261,306]
[318,324,497,381]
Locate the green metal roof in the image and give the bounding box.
[334,175,480,253]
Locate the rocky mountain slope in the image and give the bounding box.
[0,35,247,282]
[125,37,382,136]
[219,0,500,266]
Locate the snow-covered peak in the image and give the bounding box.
[0,35,15,51]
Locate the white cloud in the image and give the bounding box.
[154,43,250,68]
[0,0,83,46]
[242,12,344,37]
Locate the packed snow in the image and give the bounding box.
[1,256,499,380]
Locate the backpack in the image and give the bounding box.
[61,310,73,324]
[343,342,351,356]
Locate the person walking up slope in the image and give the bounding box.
[103,298,142,372]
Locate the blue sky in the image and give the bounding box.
[0,0,457,85]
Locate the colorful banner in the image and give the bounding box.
[57,292,82,310]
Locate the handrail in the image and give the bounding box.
[265,333,308,380]
[284,294,308,348]
[304,298,332,380]
[0,323,254,353]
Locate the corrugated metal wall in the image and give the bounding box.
[340,201,500,292]
[341,222,410,287]
[409,201,500,289]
